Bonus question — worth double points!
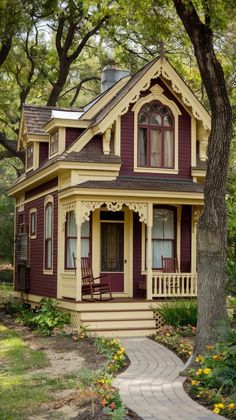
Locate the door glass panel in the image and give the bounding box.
[101,223,124,272]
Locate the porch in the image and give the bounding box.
[57,197,201,303]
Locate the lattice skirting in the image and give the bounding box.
[69,311,80,329]
[153,312,164,329]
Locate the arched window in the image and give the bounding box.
[45,202,53,270]
[138,101,174,168]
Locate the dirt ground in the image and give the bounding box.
[0,313,141,419]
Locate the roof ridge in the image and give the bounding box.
[23,104,83,112]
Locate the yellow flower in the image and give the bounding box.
[217,403,225,409]
[228,403,235,410]
[203,368,211,375]
[191,380,199,386]
[196,368,203,375]
[213,407,220,414]
[207,345,215,351]
[195,355,204,363]
[113,355,118,360]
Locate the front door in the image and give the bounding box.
[100,211,127,293]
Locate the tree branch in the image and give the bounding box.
[0,133,24,162]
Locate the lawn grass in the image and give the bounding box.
[0,323,79,419]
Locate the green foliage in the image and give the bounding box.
[152,299,198,327]
[189,328,236,418]
[31,298,71,335]
[151,325,194,361]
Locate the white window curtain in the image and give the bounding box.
[150,129,161,166]
[66,211,77,269]
[151,209,174,269]
[164,130,174,167]
[81,220,89,258]
[138,128,147,166]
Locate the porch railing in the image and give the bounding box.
[152,273,197,298]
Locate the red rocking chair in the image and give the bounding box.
[80,257,113,301]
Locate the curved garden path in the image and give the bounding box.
[114,337,224,420]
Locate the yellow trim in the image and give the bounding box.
[177,205,182,269]
[191,117,196,168]
[43,195,54,275]
[114,116,121,156]
[82,76,131,120]
[44,118,90,133]
[132,86,181,174]
[68,58,211,155]
[24,187,58,204]
[58,187,204,203]
[8,160,120,197]
[27,134,49,142]
[191,168,206,177]
[29,208,37,239]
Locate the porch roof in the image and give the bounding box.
[75,176,204,193]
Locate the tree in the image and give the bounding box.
[171,0,233,356]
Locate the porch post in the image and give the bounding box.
[75,201,82,301]
[146,203,153,300]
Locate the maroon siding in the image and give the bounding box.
[39,142,49,165]
[25,178,58,200]
[120,77,192,179]
[180,205,191,272]
[26,193,57,297]
[66,128,85,148]
[133,213,145,297]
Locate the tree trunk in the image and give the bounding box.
[173,0,232,357]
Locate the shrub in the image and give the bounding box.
[31,298,71,335]
[189,328,236,418]
[227,259,236,296]
[152,299,197,327]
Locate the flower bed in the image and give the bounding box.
[188,332,236,418]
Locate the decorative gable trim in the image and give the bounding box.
[132,85,181,174]
[69,57,210,156]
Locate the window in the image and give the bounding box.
[18,213,25,234]
[30,210,37,237]
[65,211,77,269]
[138,101,174,168]
[50,131,59,156]
[147,208,175,269]
[65,212,90,269]
[45,203,53,270]
[81,220,90,258]
[26,144,34,169]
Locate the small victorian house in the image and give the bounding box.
[9,56,210,336]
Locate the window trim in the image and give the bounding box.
[26,143,34,170]
[44,196,53,274]
[29,208,37,239]
[132,85,181,174]
[141,205,178,272]
[50,131,59,157]
[65,211,77,270]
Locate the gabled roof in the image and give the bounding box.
[22,104,83,136]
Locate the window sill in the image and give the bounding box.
[134,167,179,174]
[43,269,53,275]
[30,235,36,239]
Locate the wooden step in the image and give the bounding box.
[88,326,157,337]
[82,318,156,329]
[80,309,154,321]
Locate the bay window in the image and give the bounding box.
[138,101,174,168]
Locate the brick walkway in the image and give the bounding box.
[114,337,223,420]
